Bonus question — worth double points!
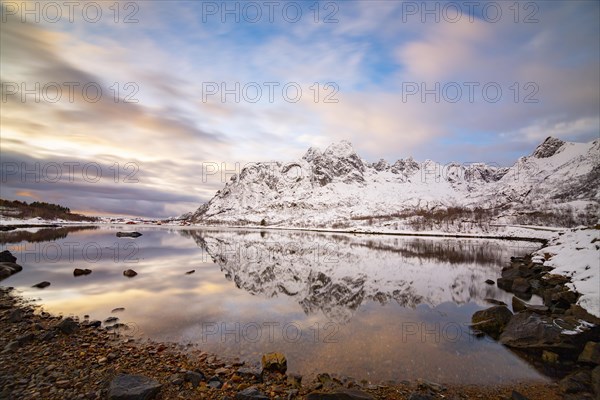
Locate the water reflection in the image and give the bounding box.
[0,225,98,244]
[0,227,546,384]
[188,229,537,323]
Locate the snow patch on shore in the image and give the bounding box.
[534,228,600,317]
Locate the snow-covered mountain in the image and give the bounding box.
[187,137,599,230]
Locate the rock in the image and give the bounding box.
[55,318,79,334]
[73,268,92,276]
[579,342,600,365]
[207,376,222,389]
[499,312,561,348]
[552,290,579,307]
[123,269,137,277]
[237,367,262,381]
[236,386,269,399]
[184,370,205,388]
[543,274,570,286]
[511,390,530,400]
[512,296,527,313]
[108,374,161,400]
[9,309,23,322]
[485,298,507,306]
[0,262,23,281]
[559,370,592,394]
[542,350,559,363]
[287,373,302,388]
[485,279,495,285]
[305,389,375,399]
[185,270,195,275]
[105,317,119,324]
[497,278,513,291]
[470,306,513,338]
[502,266,522,280]
[592,366,600,396]
[0,250,17,263]
[32,281,50,289]
[566,305,600,325]
[116,232,143,238]
[111,307,125,313]
[512,278,531,294]
[261,352,287,374]
[417,380,446,392]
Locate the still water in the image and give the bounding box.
[1,226,547,384]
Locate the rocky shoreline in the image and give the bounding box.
[0,287,566,400]
[471,252,600,399]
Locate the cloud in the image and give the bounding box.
[1,0,598,216]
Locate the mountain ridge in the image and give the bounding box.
[187,137,599,231]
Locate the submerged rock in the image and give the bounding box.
[73,268,92,277]
[123,269,138,278]
[116,231,143,238]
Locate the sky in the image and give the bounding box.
[1,0,599,217]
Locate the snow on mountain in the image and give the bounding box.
[188,137,599,230]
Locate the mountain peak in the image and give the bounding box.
[323,140,357,159]
[532,137,566,158]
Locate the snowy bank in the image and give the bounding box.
[534,228,600,317]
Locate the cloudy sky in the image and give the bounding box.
[1,0,598,217]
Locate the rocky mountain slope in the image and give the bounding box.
[187,137,599,231]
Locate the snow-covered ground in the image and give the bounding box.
[533,227,600,317]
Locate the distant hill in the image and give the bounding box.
[0,199,97,222]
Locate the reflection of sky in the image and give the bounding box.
[1,227,545,384]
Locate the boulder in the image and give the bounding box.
[497,278,513,291]
[559,370,592,394]
[108,374,161,400]
[0,250,17,263]
[184,370,205,388]
[499,312,596,355]
[0,262,23,281]
[512,296,527,313]
[512,297,549,314]
[32,281,50,289]
[55,318,79,335]
[579,342,600,365]
[261,352,287,374]
[512,278,531,294]
[592,366,600,396]
[470,306,513,338]
[485,279,495,285]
